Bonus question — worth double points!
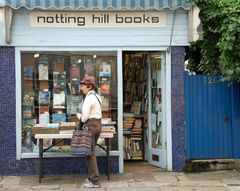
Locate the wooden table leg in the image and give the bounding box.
[39,139,43,183]
[106,138,110,180]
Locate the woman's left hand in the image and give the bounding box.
[76,112,82,119]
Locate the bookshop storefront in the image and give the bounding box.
[0,0,196,175]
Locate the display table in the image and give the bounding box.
[35,132,114,183]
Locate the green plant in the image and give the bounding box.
[188,0,240,82]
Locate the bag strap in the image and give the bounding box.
[90,92,101,106]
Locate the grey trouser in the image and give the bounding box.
[85,118,102,182]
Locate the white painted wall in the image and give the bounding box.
[0,8,5,45]
[8,8,189,47]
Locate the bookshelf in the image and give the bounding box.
[123,52,148,161]
[123,113,144,160]
[21,52,118,152]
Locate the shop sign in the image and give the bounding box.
[30,11,166,28]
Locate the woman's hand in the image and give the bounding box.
[76,112,82,120]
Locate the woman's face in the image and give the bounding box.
[80,84,91,95]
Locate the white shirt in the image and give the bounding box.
[81,90,102,122]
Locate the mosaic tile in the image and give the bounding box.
[171,47,186,171]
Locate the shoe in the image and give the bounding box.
[83,180,100,188]
[85,178,90,184]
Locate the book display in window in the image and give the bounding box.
[21,52,118,153]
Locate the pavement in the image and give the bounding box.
[1,170,240,191]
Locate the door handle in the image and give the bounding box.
[224,115,229,121]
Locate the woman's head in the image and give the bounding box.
[80,76,96,94]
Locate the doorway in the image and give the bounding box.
[122,51,167,172]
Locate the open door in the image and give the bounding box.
[146,52,167,168]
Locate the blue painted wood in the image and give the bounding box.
[185,74,240,160]
[231,82,240,158]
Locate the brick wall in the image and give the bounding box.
[0,46,119,175]
[171,46,186,171]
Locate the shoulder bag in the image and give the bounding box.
[71,123,94,156]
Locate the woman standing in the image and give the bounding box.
[76,76,102,188]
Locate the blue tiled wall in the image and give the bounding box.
[0,46,119,175]
[171,47,186,171]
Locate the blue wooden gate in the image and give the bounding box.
[185,74,240,160]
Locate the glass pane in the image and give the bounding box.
[150,53,164,149]
[21,51,118,153]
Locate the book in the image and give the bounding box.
[101,96,110,108]
[38,90,50,105]
[38,64,48,80]
[53,92,65,109]
[71,77,80,94]
[67,95,83,114]
[52,113,66,123]
[99,62,111,77]
[70,63,80,78]
[100,77,110,95]
[24,66,33,80]
[59,122,76,130]
[22,118,36,131]
[22,105,33,118]
[131,102,141,115]
[39,113,49,125]
[53,72,66,88]
[84,58,95,76]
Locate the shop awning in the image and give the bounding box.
[0,0,193,10]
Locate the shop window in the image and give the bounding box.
[21,51,118,154]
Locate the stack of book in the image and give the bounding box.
[59,122,77,134]
[32,123,59,134]
[101,118,116,134]
[123,113,135,135]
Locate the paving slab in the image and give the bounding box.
[1,184,33,191]
[101,180,128,188]
[153,174,178,183]
[223,179,240,186]
[106,187,160,191]
[227,187,240,191]
[128,181,172,187]
[177,180,224,187]
[0,176,20,185]
[31,184,60,190]
[160,186,231,191]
